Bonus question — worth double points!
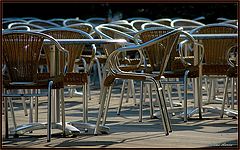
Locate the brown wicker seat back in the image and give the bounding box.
[2,32,44,82]
[136,27,181,73]
[2,30,67,87]
[136,28,181,76]
[190,24,237,75]
[42,28,93,73]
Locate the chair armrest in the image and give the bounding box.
[227,44,238,67]
[106,44,145,76]
[178,31,204,67]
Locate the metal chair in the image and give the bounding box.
[2,30,68,142]
[41,28,96,131]
[94,28,183,136]
[134,27,204,122]
[190,23,238,115]
[95,25,139,105]
[221,45,238,118]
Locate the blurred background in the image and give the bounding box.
[3,3,238,24]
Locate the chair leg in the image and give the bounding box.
[117,80,126,115]
[102,86,113,125]
[83,83,88,123]
[21,90,28,116]
[139,81,144,122]
[220,77,229,118]
[154,80,170,135]
[4,96,9,139]
[88,76,91,100]
[176,78,183,103]
[60,88,66,136]
[47,81,53,142]
[197,76,203,119]
[230,78,234,109]
[8,97,17,130]
[94,86,108,135]
[125,80,131,103]
[166,83,175,116]
[131,80,137,106]
[34,90,39,123]
[147,83,154,119]
[183,70,189,122]
[207,78,212,103]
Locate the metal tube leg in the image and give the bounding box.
[96,59,102,89]
[148,84,154,119]
[160,81,172,133]
[21,90,28,116]
[183,71,189,122]
[166,83,174,116]
[34,89,39,123]
[47,81,53,142]
[125,80,131,103]
[131,80,137,105]
[4,96,9,139]
[139,81,144,122]
[88,76,91,100]
[207,78,212,104]
[197,76,202,119]
[154,81,170,135]
[176,78,183,103]
[102,86,113,125]
[231,78,234,109]
[94,86,107,135]
[61,88,66,136]
[83,83,88,123]
[8,97,17,130]
[29,96,33,125]
[117,80,126,115]
[220,77,229,118]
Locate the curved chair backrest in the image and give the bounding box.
[42,28,93,72]
[100,23,137,36]
[153,18,172,26]
[126,17,151,22]
[130,20,153,31]
[190,23,238,67]
[48,18,65,26]
[3,19,27,29]
[8,22,45,30]
[21,17,40,21]
[2,30,67,82]
[111,20,134,30]
[95,25,134,56]
[63,18,89,26]
[141,22,173,30]
[28,19,61,28]
[171,19,205,31]
[134,27,182,73]
[222,20,238,26]
[8,25,31,31]
[193,16,205,21]
[66,23,93,33]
